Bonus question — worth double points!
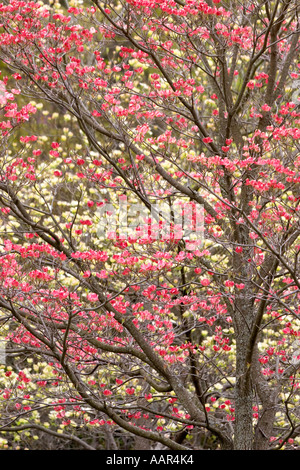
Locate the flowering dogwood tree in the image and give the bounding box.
[0,0,299,450]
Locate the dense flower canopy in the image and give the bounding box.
[0,0,299,451]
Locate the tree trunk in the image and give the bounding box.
[234,339,253,449]
[233,290,254,449]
